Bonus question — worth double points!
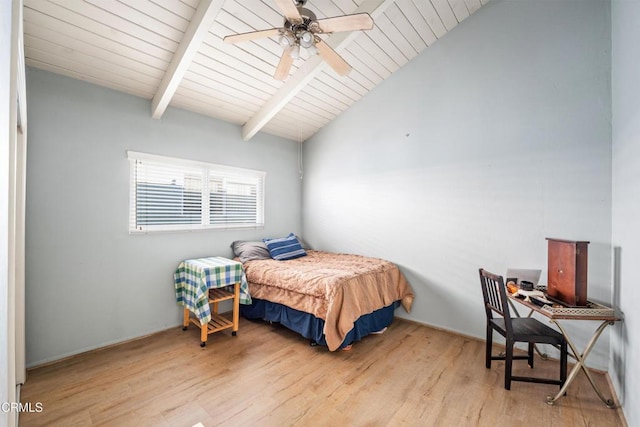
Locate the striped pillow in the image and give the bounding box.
[263,233,307,261]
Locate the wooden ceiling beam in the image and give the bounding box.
[241,0,396,141]
[151,0,224,119]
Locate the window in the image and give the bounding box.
[128,151,265,233]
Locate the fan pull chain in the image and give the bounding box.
[298,127,304,180]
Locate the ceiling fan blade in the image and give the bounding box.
[274,0,303,25]
[224,28,281,44]
[274,48,294,81]
[315,39,352,76]
[315,13,374,33]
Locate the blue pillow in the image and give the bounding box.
[263,233,307,261]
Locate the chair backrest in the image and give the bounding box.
[479,268,513,332]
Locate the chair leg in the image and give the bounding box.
[528,342,534,368]
[560,341,568,388]
[505,341,513,390]
[486,325,493,369]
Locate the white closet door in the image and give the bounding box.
[12,0,27,387]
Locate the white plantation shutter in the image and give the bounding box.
[128,151,265,233]
[209,171,264,226]
[131,160,204,230]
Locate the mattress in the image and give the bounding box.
[242,250,414,350]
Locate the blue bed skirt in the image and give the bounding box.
[241,299,400,349]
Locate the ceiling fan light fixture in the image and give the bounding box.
[279,31,296,48]
[306,44,318,56]
[290,44,300,59]
[299,31,314,48]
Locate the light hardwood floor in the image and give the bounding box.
[20,317,626,426]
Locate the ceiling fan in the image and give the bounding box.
[223,0,374,81]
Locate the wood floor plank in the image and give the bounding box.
[19,317,626,426]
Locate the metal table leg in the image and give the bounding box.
[546,319,616,408]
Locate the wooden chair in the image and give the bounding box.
[479,268,568,390]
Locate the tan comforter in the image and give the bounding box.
[242,250,414,351]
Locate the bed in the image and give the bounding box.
[232,236,414,351]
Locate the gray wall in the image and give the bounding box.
[611,1,640,425]
[25,68,302,366]
[303,0,613,369]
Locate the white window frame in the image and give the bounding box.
[128,151,265,233]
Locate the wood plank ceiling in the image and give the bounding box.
[23,0,489,142]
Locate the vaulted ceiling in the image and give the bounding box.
[23,0,489,142]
